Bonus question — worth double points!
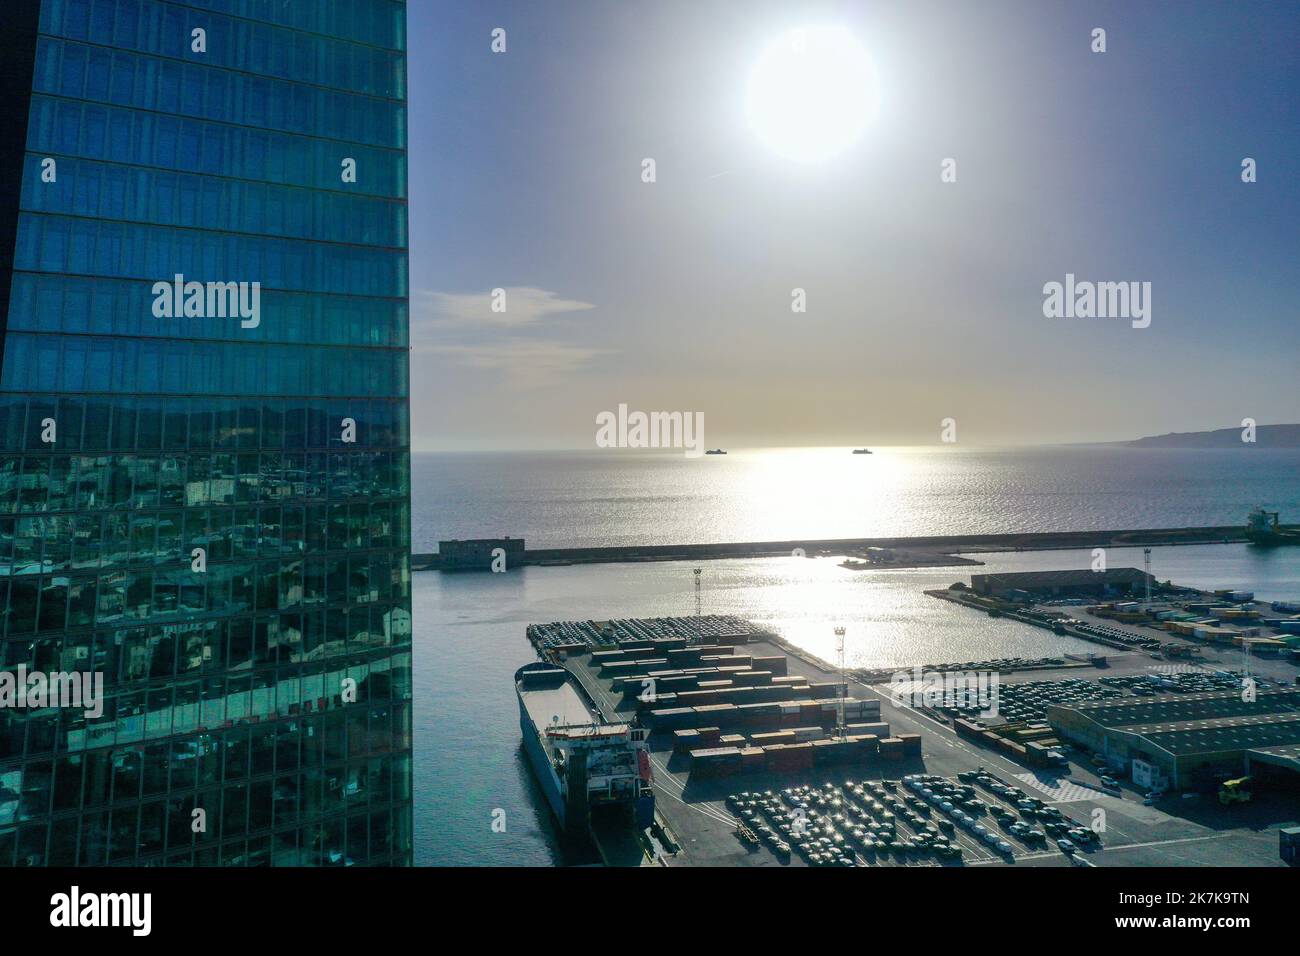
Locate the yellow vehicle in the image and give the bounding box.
[1218,776,1253,805]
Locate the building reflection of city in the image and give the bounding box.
[0,0,413,865]
[0,399,414,863]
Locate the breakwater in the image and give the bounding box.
[411,525,1246,572]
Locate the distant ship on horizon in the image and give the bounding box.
[852,448,872,454]
[704,448,727,455]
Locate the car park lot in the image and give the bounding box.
[984,676,1122,724]
[701,762,1293,868]
[626,641,1294,867]
[948,656,1292,726]
[718,767,1106,867]
[993,788,1295,867]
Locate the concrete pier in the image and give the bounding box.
[413,525,1246,571]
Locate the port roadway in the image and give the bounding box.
[416,525,1246,571]
[563,638,1293,868]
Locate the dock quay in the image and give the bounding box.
[415,525,1246,571]
[928,588,1144,652]
[519,614,1296,867]
[929,568,1300,666]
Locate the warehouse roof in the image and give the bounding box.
[1047,690,1300,758]
[1137,716,1300,757]
[1047,689,1300,730]
[1124,712,1293,737]
[972,568,1154,587]
[967,564,1159,595]
[1247,743,1300,774]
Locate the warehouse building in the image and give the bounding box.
[1045,689,1300,792]
[969,567,1156,599]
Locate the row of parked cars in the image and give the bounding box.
[907,774,1017,858]
[1066,619,1160,649]
[958,767,1102,855]
[726,791,795,861]
[992,677,1122,722]
[732,784,869,866]
[1099,670,1252,696]
[839,779,966,861]
[726,778,967,866]
[725,762,1106,866]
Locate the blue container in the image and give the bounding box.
[636,793,656,829]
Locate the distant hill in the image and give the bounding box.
[1123,424,1300,448]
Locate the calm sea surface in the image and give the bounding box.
[413,446,1300,550]
[413,447,1300,866]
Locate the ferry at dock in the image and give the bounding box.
[515,662,655,835]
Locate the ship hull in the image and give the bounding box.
[516,664,571,830]
[1247,531,1300,547]
[519,703,568,829]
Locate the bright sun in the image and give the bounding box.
[746,25,878,163]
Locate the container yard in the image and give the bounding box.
[519,614,1297,867]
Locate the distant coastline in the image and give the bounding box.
[1088,423,1300,449]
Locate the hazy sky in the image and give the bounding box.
[407,0,1299,451]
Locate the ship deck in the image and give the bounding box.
[519,678,598,733]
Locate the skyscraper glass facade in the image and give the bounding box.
[0,0,412,865]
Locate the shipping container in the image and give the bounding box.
[848,721,890,738]
[848,734,880,754]
[879,737,905,761]
[672,729,701,754]
[752,656,789,676]
[751,730,796,745]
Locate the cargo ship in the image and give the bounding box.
[1246,509,1300,547]
[515,662,655,836]
[852,448,872,454]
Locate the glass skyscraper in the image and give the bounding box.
[0,0,412,865]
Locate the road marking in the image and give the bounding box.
[1098,832,1239,853]
[1012,772,1107,803]
[646,754,739,828]
[969,850,1062,865]
[652,782,734,827]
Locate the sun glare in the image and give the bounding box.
[745,25,878,163]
